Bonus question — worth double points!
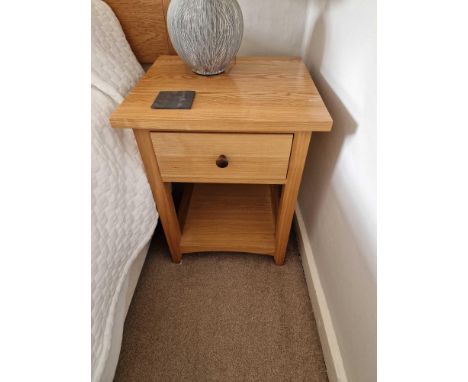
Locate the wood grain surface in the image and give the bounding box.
[110,56,333,132]
[179,184,276,255]
[161,0,176,55]
[133,129,182,263]
[104,0,171,64]
[274,132,312,265]
[111,57,332,264]
[151,132,293,183]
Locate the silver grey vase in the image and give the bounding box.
[167,0,244,76]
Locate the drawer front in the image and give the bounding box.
[151,132,293,183]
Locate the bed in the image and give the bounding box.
[91,1,173,381]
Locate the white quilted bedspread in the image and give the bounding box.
[91,1,158,381]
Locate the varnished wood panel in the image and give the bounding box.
[161,0,176,55]
[110,56,333,132]
[180,184,276,255]
[104,0,171,64]
[274,132,312,265]
[133,129,182,263]
[151,132,293,183]
[177,183,193,231]
[111,57,332,265]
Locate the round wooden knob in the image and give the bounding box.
[216,154,229,168]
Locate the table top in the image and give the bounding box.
[110,56,332,133]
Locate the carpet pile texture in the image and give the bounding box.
[114,227,328,381]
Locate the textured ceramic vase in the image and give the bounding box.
[167,0,244,76]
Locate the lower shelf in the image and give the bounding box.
[179,183,277,255]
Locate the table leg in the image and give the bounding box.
[133,129,182,263]
[274,132,312,265]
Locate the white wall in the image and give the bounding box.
[237,0,308,56]
[299,0,376,381]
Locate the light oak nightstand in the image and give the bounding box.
[110,56,332,265]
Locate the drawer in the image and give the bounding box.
[151,132,293,183]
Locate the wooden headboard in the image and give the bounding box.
[104,0,175,64]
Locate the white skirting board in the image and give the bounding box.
[294,206,349,382]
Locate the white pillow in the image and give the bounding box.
[91,0,144,102]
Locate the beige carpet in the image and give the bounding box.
[114,226,328,381]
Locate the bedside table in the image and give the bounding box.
[110,56,332,265]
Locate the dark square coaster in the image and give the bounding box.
[151,91,195,109]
